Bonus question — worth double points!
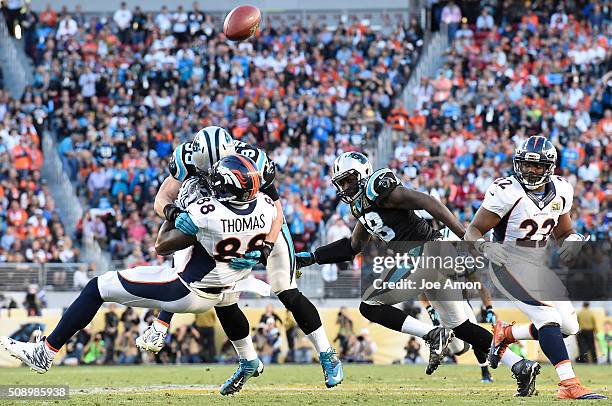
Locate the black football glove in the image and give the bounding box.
[295,251,317,269]
[163,203,183,222]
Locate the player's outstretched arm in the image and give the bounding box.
[380,186,466,238]
[154,176,182,219]
[295,222,369,269]
[155,220,197,256]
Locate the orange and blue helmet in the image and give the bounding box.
[209,154,262,203]
[513,135,557,190]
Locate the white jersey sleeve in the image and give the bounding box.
[552,175,574,215]
[481,177,522,218]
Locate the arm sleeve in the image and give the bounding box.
[260,183,279,201]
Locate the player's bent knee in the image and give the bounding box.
[531,311,562,330]
[561,318,579,336]
[277,288,302,309]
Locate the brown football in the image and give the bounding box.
[223,5,261,42]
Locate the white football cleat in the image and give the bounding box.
[135,322,167,353]
[0,336,54,373]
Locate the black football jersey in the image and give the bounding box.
[350,169,440,242]
[233,140,279,201]
[167,141,279,201]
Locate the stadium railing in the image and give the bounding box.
[0,263,89,292]
[0,13,30,98]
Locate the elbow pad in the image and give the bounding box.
[314,237,357,264]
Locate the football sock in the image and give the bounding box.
[157,311,174,326]
[231,336,258,361]
[452,320,492,353]
[402,315,436,337]
[215,304,250,341]
[538,324,574,381]
[555,360,576,381]
[512,323,538,340]
[153,319,169,332]
[359,302,429,335]
[277,289,322,335]
[500,347,522,367]
[473,347,488,366]
[307,326,332,353]
[47,278,104,350]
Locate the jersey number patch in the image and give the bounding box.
[362,212,396,242]
[214,233,267,263]
[197,197,216,215]
[517,218,555,241]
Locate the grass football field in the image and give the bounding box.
[0,363,610,405]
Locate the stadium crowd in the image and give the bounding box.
[0,2,608,281]
[5,2,424,266]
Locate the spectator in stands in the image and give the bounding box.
[441,0,462,41]
[404,336,423,364]
[335,306,354,357]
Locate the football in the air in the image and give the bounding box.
[223,5,261,41]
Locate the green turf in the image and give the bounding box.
[0,364,609,405]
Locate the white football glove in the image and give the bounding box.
[558,233,589,263]
[474,238,507,266]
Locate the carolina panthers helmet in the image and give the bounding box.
[513,136,557,190]
[332,152,373,203]
[209,154,262,203]
[191,126,235,173]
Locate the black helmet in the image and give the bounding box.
[209,154,261,203]
[513,136,557,190]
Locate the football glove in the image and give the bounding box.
[558,233,589,264]
[474,239,507,266]
[175,212,198,236]
[163,203,183,222]
[229,241,275,270]
[426,305,441,326]
[484,306,496,324]
[295,251,316,269]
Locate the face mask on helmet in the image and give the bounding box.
[513,158,554,189]
[333,170,363,203]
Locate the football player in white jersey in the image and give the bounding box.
[465,136,606,400]
[142,126,342,388]
[0,155,276,396]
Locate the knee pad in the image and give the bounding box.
[531,309,562,330]
[277,288,301,310]
[561,319,579,337]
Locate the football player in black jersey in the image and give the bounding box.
[140,126,342,389]
[296,152,541,396]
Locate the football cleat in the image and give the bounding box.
[0,336,54,374]
[557,377,608,400]
[481,367,494,383]
[511,359,540,397]
[489,320,516,369]
[424,327,454,375]
[220,358,264,396]
[135,322,167,354]
[320,347,344,388]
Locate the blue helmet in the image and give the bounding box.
[513,136,557,190]
[209,154,262,203]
